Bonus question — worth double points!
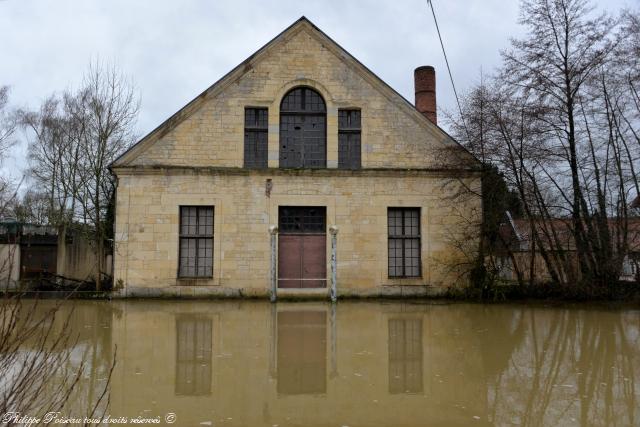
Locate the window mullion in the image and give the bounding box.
[194,209,200,273]
[401,211,406,277]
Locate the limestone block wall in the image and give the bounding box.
[123,24,471,171]
[113,168,481,295]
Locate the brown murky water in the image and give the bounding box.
[17,300,640,426]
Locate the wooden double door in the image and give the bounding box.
[278,207,326,288]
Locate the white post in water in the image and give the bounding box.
[329,225,339,302]
[269,225,278,302]
[330,302,338,377]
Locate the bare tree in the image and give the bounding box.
[20,62,139,290]
[20,96,75,227]
[0,87,22,291]
[0,293,115,425]
[0,87,16,161]
[9,189,50,225]
[73,62,139,291]
[503,0,621,285]
[450,0,640,293]
[0,86,19,219]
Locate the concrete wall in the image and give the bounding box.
[113,169,481,296]
[62,236,99,281]
[0,230,114,286]
[0,244,20,288]
[59,233,112,282]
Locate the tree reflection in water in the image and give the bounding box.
[15,301,639,426]
[483,307,638,427]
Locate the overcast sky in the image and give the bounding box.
[0,0,634,176]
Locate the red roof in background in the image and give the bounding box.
[498,215,640,252]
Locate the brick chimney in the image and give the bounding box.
[414,66,437,125]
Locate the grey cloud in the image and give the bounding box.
[0,0,630,176]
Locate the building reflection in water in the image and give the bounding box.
[26,301,639,426]
[276,310,327,395]
[388,318,423,394]
[175,315,213,396]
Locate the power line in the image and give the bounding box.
[427,0,470,140]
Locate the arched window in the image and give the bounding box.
[279,87,326,168]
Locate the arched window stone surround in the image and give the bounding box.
[279,86,327,168]
[267,79,339,168]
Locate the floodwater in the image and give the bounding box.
[14,300,640,426]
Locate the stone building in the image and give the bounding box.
[110,17,481,298]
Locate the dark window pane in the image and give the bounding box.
[279,206,326,234]
[244,108,255,127]
[351,110,361,128]
[388,210,402,237]
[337,133,360,169]
[388,208,421,278]
[281,88,302,112]
[281,87,326,113]
[198,208,213,235]
[338,109,361,130]
[180,238,196,277]
[198,207,213,235]
[181,206,196,235]
[244,108,268,169]
[256,108,268,127]
[179,206,214,277]
[197,238,213,276]
[388,238,402,277]
[338,110,347,128]
[305,89,325,113]
[338,109,361,170]
[280,88,326,168]
[404,210,419,237]
[404,239,420,277]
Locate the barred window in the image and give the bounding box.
[338,109,361,169]
[244,107,268,168]
[278,206,326,234]
[179,206,214,277]
[388,208,421,278]
[279,87,327,169]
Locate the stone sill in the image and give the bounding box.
[276,288,329,299]
[176,278,216,287]
[382,279,426,286]
[113,285,446,299]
